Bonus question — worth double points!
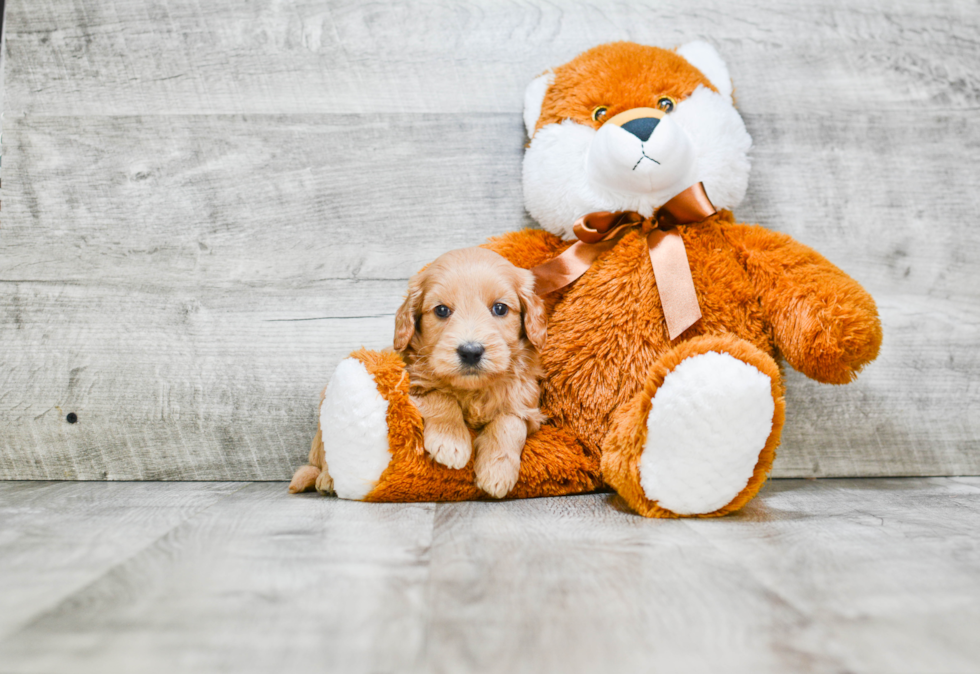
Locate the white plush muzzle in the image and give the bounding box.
[586,113,698,203]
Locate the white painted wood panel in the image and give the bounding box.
[2,110,978,292]
[1,0,978,479]
[0,281,400,480]
[0,113,528,286]
[5,0,978,116]
[1,284,977,480]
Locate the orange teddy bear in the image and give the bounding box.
[289,41,882,518]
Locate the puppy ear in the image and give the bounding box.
[393,273,425,353]
[518,270,547,351]
[676,41,733,101]
[524,71,555,138]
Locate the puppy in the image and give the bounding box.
[393,247,547,498]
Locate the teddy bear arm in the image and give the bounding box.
[292,347,602,502]
[724,223,882,384]
[481,228,570,270]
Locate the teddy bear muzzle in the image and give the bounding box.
[586,107,699,200]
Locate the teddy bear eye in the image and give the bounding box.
[434,305,452,319]
[657,96,676,113]
[591,106,609,122]
[491,303,509,317]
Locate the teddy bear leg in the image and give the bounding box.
[287,348,410,499]
[367,420,601,502]
[290,348,603,502]
[601,334,786,518]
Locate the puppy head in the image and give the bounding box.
[394,248,545,390]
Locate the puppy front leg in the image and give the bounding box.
[413,390,472,469]
[474,414,527,499]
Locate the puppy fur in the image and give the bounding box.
[394,247,546,498]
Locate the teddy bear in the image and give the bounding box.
[288,40,882,518]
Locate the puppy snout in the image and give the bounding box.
[457,342,485,367]
[621,116,660,142]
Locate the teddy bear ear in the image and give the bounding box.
[523,71,555,138]
[676,41,734,102]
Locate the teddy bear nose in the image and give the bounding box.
[620,116,660,142]
[457,342,485,366]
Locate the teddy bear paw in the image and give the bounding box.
[319,358,392,500]
[640,351,775,515]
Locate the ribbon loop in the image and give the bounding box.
[572,211,644,243]
[530,182,716,340]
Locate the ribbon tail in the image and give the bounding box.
[647,229,702,340]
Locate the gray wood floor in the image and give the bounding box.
[2,0,979,481]
[1,478,979,673]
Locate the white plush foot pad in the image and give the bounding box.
[639,351,774,515]
[319,358,392,500]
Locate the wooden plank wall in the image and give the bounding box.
[1,0,978,480]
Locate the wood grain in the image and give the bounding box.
[2,109,978,291]
[691,478,980,673]
[0,481,246,639]
[0,113,528,286]
[0,281,400,480]
[1,479,978,672]
[1,0,979,480]
[422,478,980,673]
[0,482,437,674]
[2,285,978,480]
[1,0,5,130]
[5,0,979,116]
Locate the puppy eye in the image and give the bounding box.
[434,305,452,319]
[491,303,509,317]
[591,106,608,122]
[657,96,675,113]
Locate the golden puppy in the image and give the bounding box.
[393,247,546,498]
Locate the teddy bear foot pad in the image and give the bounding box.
[318,357,392,500]
[638,351,775,515]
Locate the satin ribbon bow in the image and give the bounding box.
[530,182,717,340]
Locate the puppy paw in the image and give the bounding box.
[474,453,520,499]
[314,470,335,495]
[424,423,472,469]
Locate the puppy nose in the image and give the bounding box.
[621,116,660,142]
[457,342,485,366]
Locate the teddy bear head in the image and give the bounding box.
[522,41,752,239]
